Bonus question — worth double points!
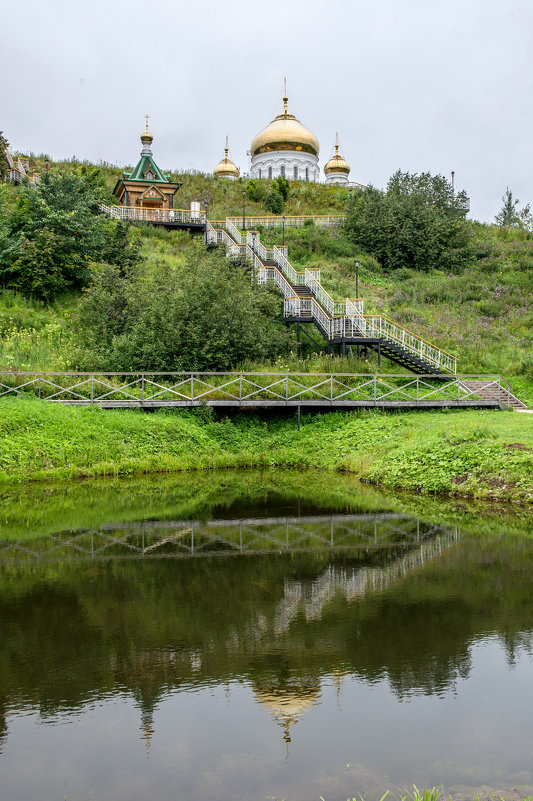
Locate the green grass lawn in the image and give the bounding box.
[0,397,531,502]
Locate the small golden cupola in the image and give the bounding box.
[140,115,154,154]
[324,133,351,184]
[213,137,240,180]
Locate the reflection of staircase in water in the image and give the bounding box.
[0,514,457,562]
[274,531,458,634]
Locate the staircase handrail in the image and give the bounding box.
[257,265,295,298]
[362,315,456,373]
[305,268,350,316]
[225,217,246,244]
[272,246,306,285]
[245,231,274,262]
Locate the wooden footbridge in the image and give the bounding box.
[0,371,525,409]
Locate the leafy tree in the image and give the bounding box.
[0,132,9,180]
[0,168,140,299]
[495,188,520,226]
[76,241,287,371]
[272,176,290,202]
[495,188,532,231]
[344,170,473,272]
[245,179,265,203]
[263,189,284,214]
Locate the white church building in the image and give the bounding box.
[213,87,354,185]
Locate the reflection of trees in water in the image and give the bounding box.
[1,526,533,746]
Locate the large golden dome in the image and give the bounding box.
[251,94,319,158]
[324,136,350,175]
[214,137,240,179]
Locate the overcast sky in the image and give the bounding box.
[2,0,532,222]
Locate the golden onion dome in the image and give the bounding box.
[214,138,240,178]
[251,94,319,158]
[324,136,350,175]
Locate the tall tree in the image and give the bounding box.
[0,167,140,299]
[0,131,9,180]
[345,171,472,272]
[495,188,520,226]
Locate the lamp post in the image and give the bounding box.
[242,187,246,231]
[282,215,286,248]
[204,200,209,247]
[355,259,360,298]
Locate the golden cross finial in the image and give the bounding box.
[225,135,229,158]
[283,77,288,113]
[145,114,150,133]
[335,132,339,155]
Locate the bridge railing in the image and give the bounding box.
[0,371,505,406]
[229,215,345,230]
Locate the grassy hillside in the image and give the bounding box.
[1,161,532,402]
[17,154,350,219]
[0,397,532,502]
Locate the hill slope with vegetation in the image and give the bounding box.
[0,158,532,402]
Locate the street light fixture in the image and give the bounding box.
[282,215,286,248]
[242,187,246,231]
[355,259,360,298]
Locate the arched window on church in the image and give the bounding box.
[280,165,285,178]
[268,166,272,179]
[305,167,309,181]
[294,166,298,180]
[258,168,262,179]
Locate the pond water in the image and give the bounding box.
[1,470,532,801]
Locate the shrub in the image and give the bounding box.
[75,240,288,371]
[263,190,284,214]
[245,179,265,203]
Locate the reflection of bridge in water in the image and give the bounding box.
[0,513,458,564]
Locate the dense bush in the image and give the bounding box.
[75,240,288,371]
[0,168,141,300]
[263,189,284,214]
[344,170,473,272]
[245,179,266,203]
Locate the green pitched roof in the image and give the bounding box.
[124,154,170,183]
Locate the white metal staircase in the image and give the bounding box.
[207,217,458,375]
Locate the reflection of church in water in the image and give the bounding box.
[120,529,456,750]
